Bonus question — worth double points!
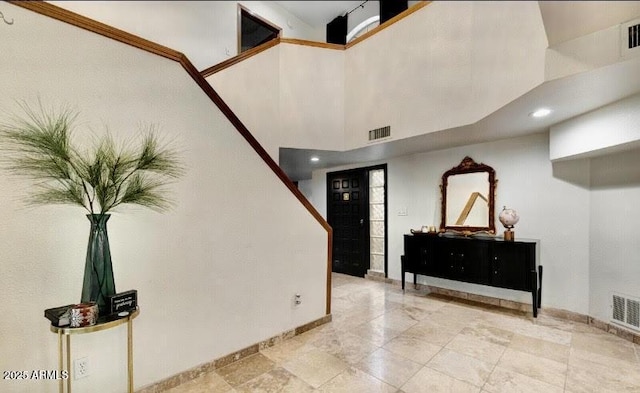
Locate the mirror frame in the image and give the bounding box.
[440,156,496,234]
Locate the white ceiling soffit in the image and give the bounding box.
[539,1,640,46]
[273,1,364,27]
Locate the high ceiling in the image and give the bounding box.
[274,1,365,27]
[41,1,640,183]
[273,1,640,44]
[274,1,640,181]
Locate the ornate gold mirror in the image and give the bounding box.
[440,156,496,234]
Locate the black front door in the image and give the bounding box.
[327,168,369,277]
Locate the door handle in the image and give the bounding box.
[360,218,364,226]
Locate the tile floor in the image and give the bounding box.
[166,273,640,392]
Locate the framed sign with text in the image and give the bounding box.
[107,289,138,315]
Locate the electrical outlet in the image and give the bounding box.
[74,357,90,380]
[294,293,302,307]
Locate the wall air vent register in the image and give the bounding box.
[369,125,391,141]
[612,292,640,331]
[628,23,640,49]
[621,19,640,59]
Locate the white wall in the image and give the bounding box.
[208,1,547,161]
[278,44,345,151]
[344,1,547,150]
[589,149,640,322]
[546,91,640,322]
[539,1,640,46]
[545,25,624,81]
[469,1,547,119]
[47,1,323,70]
[0,4,327,392]
[309,133,592,314]
[550,93,640,160]
[207,45,283,160]
[344,1,473,148]
[207,43,346,162]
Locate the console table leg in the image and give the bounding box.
[66,335,71,393]
[530,270,538,318]
[401,256,405,292]
[538,265,543,309]
[58,331,63,393]
[128,319,133,393]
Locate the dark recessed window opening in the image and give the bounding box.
[238,5,281,53]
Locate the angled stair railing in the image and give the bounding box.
[200,38,345,77]
[9,0,333,314]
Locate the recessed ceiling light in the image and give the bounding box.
[530,108,552,118]
[310,156,320,162]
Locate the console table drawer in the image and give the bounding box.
[437,239,489,284]
[403,235,438,275]
[490,242,535,291]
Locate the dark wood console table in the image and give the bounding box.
[403,234,542,317]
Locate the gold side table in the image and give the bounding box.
[50,308,140,393]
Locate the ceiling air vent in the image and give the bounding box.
[611,292,640,331]
[369,126,391,141]
[621,19,640,59]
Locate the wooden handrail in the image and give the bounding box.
[180,54,332,235]
[201,38,345,78]
[8,0,333,314]
[279,38,345,50]
[201,1,432,77]
[9,1,183,62]
[200,37,282,78]
[346,1,432,49]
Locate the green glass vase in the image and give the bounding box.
[81,214,116,315]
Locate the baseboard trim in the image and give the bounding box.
[136,314,332,392]
[365,270,393,283]
[372,276,640,345]
[586,316,640,345]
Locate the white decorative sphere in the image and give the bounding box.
[499,206,519,228]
